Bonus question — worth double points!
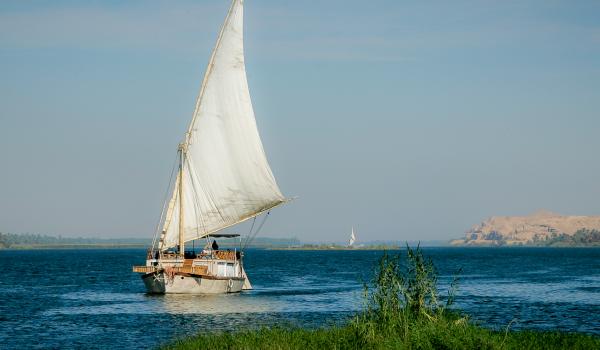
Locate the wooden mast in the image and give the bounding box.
[178,143,185,257]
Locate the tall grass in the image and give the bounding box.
[351,246,464,343]
[162,247,599,350]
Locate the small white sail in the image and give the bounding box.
[159,0,285,250]
[349,227,356,246]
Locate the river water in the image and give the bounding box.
[0,248,598,349]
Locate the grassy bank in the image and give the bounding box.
[162,247,599,350]
[165,324,598,349]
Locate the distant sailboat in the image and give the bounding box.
[133,0,287,294]
[349,227,356,247]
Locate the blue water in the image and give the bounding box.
[0,248,598,349]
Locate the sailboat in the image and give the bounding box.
[133,0,287,294]
[348,227,356,247]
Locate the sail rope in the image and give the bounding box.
[243,217,257,249]
[185,156,205,240]
[242,211,270,250]
[151,151,180,252]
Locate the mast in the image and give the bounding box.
[178,143,185,257]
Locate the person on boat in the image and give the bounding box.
[212,240,219,250]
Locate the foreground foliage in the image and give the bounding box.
[162,247,599,350]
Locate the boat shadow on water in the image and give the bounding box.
[144,293,284,315]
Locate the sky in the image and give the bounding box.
[1,0,599,242]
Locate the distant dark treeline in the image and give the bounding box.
[0,232,301,249]
[293,243,401,250]
[218,237,302,248]
[535,228,600,247]
[0,232,150,248]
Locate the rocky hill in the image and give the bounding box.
[452,210,600,246]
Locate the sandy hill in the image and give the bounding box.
[452,210,600,246]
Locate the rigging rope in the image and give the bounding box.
[242,212,270,250]
[151,151,180,252]
[243,217,257,249]
[185,156,205,240]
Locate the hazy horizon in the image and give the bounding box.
[1,0,599,242]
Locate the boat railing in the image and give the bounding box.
[138,249,237,270]
[214,250,236,260]
[133,266,156,273]
[192,249,238,261]
[132,265,209,275]
[160,252,180,260]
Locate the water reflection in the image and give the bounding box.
[43,291,284,315]
[158,293,282,314]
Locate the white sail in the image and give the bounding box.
[160,0,285,250]
[349,227,356,246]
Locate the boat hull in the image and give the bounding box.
[142,272,245,294]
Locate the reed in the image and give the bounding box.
[162,247,599,349]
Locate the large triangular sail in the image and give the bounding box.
[159,0,285,250]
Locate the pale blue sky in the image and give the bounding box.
[1,0,599,242]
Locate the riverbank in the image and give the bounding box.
[161,247,599,350]
[163,322,599,350]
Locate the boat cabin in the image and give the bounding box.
[133,233,244,279]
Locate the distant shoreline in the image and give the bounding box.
[270,245,600,251]
[0,243,148,250]
[268,246,401,251]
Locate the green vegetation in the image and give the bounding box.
[218,237,302,249]
[456,228,600,247]
[162,247,599,349]
[534,229,600,247]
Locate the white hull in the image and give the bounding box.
[142,272,245,294]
